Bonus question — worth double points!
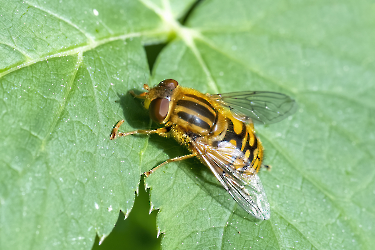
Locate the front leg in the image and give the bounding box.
[110,120,169,140]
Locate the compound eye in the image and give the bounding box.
[159,79,178,89]
[149,98,170,123]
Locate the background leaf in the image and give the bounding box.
[1,0,374,250]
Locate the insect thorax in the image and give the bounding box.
[169,90,218,136]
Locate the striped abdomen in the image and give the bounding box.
[171,94,217,135]
[223,117,264,172]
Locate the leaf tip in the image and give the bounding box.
[156,227,163,238]
[124,209,131,220]
[98,234,107,245]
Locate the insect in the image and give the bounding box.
[110,79,297,220]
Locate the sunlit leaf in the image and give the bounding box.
[1,0,374,250]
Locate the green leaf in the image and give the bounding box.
[1,0,375,250]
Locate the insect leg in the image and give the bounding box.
[262,164,272,171]
[144,153,197,177]
[110,120,168,140]
[129,84,149,99]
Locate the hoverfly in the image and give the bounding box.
[110,79,297,220]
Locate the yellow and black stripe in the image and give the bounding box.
[173,94,217,135]
[223,117,263,172]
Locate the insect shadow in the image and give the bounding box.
[116,90,150,129]
[180,157,262,222]
[116,91,261,222]
[145,137,256,219]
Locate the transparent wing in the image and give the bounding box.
[212,91,297,124]
[191,139,270,220]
